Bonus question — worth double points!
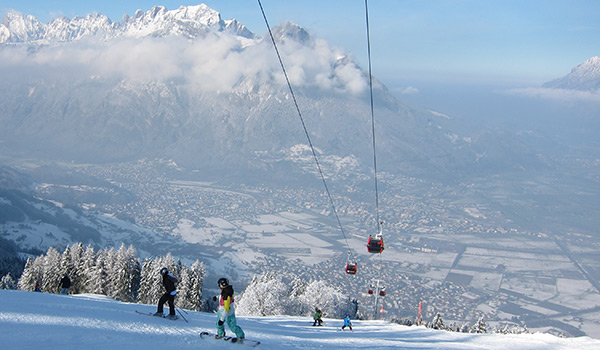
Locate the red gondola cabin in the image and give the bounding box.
[366,235,384,253]
[345,262,357,275]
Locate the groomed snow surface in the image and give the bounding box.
[1,290,598,349]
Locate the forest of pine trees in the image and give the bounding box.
[12,243,206,311]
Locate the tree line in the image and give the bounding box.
[0,242,536,334]
[3,243,359,320]
[14,243,206,311]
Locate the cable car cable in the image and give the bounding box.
[257,0,353,258]
[365,0,388,318]
[364,0,382,236]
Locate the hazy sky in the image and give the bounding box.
[1,1,599,88]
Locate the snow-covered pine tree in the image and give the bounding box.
[138,258,154,305]
[79,245,97,294]
[430,313,445,330]
[177,265,193,310]
[102,247,118,298]
[43,247,62,294]
[110,244,141,302]
[471,316,487,333]
[0,272,16,289]
[88,250,106,295]
[188,260,205,311]
[60,245,75,291]
[127,245,141,302]
[17,258,37,291]
[69,243,85,294]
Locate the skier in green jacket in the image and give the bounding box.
[313,307,323,326]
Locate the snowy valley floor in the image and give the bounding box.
[0,290,599,349]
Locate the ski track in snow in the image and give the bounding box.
[1,290,599,349]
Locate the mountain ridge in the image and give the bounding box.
[0,4,499,181]
[542,56,600,90]
[0,4,254,44]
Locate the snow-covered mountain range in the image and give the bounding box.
[543,56,600,90]
[0,4,253,43]
[0,4,541,181]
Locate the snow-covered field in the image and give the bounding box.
[1,290,598,349]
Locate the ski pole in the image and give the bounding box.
[176,308,189,323]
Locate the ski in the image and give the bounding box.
[199,331,260,347]
[135,310,179,321]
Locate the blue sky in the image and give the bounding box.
[1,1,599,87]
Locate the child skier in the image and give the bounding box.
[342,314,353,331]
[216,277,245,339]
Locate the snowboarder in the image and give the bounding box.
[154,267,178,320]
[215,277,244,339]
[60,275,71,295]
[342,314,353,331]
[35,282,41,292]
[313,307,323,326]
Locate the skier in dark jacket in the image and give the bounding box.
[154,267,178,319]
[60,275,71,295]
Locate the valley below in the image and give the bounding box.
[2,158,599,338]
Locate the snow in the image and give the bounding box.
[1,290,598,350]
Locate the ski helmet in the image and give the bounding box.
[160,267,168,276]
[217,277,229,287]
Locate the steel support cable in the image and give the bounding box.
[364,0,382,235]
[365,1,386,315]
[257,0,352,254]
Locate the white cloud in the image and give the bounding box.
[504,87,600,103]
[401,86,419,94]
[0,33,367,95]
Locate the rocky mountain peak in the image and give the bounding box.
[0,4,255,44]
[543,56,600,90]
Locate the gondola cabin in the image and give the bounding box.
[345,262,357,275]
[379,288,386,297]
[366,235,384,253]
[367,287,374,295]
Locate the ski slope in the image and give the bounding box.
[0,290,598,349]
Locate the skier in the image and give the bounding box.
[154,267,178,320]
[342,314,353,331]
[215,277,244,339]
[313,307,323,326]
[60,274,71,295]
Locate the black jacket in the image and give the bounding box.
[60,276,71,289]
[162,273,177,293]
[220,285,234,301]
